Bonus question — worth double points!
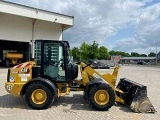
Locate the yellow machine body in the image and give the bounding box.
[5,61,122,100]
[5,61,71,97]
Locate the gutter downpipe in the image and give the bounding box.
[31,19,36,59]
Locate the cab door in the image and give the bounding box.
[35,40,66,82]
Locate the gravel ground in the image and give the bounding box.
[0,65,159,120]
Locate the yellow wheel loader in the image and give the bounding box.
[5,40,156,113]
[4,51,23,67]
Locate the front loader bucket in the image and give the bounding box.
[116,78,156,113]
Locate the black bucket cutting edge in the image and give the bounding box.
[116,78,157,113]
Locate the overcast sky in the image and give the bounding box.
[7,0,160,54]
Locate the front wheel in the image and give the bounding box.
[89,84,115,111]
[25,82,54,110]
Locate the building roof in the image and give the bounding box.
[120,57,156,60]
[0,0,74,30]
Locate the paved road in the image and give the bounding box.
[0,65,159,120]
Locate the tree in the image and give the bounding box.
[148,52,156,57]
[109,50,131,57]
[71,47,80,61]
[98,46,110,59]
[109,50,116,56]
[140,54,147,57]
[88,41,99,59]
[80,42,90,61]
[131,52,140,57]
[125,53,131,57]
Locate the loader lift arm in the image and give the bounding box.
[76,62,124,103]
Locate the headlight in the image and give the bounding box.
[9,76,15,82]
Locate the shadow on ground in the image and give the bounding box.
[52,94,93,111]
[0,94,92,111]
[114,102,133,113]
[0,94,28,109]
[0,94,133,112]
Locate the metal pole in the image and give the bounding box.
[31,19,36,59]
[156,42,157,66]
[31,40,35,59]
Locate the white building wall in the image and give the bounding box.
[0,13,62,42]
[0,13,32,42]
[34,20,62,40]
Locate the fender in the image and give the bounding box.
[21,77,57,96]
[84,78,108,100]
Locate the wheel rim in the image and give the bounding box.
[31,89,47,104]
[94,90,109,105]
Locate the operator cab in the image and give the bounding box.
[33,40,78,82]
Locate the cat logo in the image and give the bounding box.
[21,67,29,73]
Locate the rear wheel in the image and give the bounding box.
[25,82,54,110]
[89,84,115,111]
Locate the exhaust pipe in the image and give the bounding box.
[116,78,156,113]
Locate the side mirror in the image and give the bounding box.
[70,56,73,62]
[61,62,65,70]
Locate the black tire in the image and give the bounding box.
[73,64,78,79]
[89,84,115,111]
[25,82,54,110]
